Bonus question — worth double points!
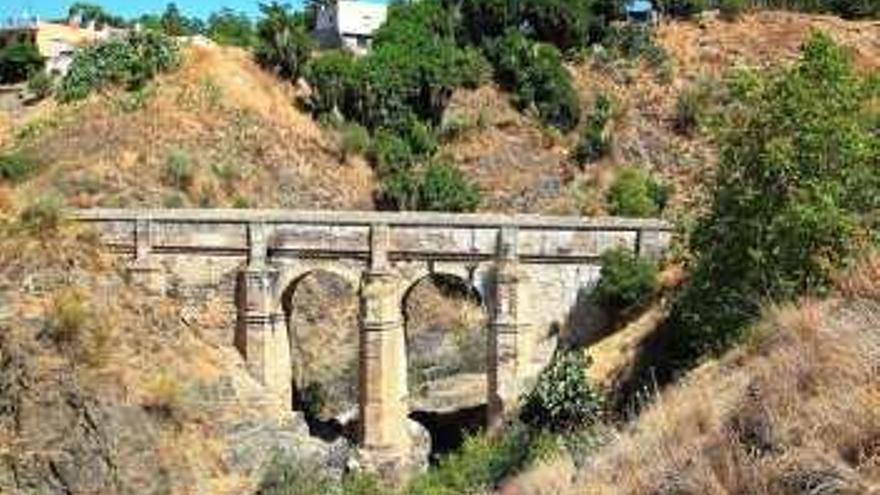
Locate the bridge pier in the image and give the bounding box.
[488,227,531,430]
[236,223,292,410]
[359,224,412,471]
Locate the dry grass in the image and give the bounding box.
[515,254,880,495]
[5,44,375,211]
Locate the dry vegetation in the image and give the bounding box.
[503,254,880,495]
[442,11,880,216]
[0,207,313,495]
[7,44,375,210]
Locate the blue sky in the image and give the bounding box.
[5,0,307,21]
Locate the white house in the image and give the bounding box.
[314,1,388,55]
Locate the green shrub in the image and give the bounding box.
[667,33,880,366]
[455,47,493,89]
[164,149,193,190]
[408,425,556,495]
[668,0,709,17]
[339,123,370,162]
[593,247,658,313]
[305,50,358,116]
[27,71,53,100]
[371,131,415,173]
[573,94,614,165]
[719,0,748,20]
[255,2,312,81]
[20,195,64,233]
[0,151,37,183]
[417,162,481,212]
[0,42,44,84]
[674,85,709,136]
[606,167,668,217]
[520,350,604,433]
[207,8,256,47]
[488,31,581,131]
[57,30,180,102]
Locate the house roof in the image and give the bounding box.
[336,0,387,37]
[626,0,653,14]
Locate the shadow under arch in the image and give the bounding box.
[280,268,360,442]
[402,270,491,454]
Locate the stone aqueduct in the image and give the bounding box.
[74,208,671,462]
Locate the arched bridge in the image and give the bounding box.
[73,209,672,465]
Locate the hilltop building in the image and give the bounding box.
[0,12,126,77]
[314,0,388,54]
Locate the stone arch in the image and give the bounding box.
[401,269,490,410]
[280,268,360,422]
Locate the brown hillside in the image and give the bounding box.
[443,11,879,216]
[7,44,375,210]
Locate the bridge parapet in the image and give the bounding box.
[72,208,672,261]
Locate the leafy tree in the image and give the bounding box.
[593,247,658,314]
[207,9,255,47]
[255,2,313,81]
[520,350,604,433]
[68,2,126,28]
[487,30,581,131]
[668,32,880,365]
[161,3,191,36]
[0,43,44,84]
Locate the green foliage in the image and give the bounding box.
[573,94,613,165]
[593,247,658,313]
[488,30,581,131]
[719,0,748,20]
[0,151,38,183]
[520,350,604,433]
[255,2,312,81]
[68,2,127,28]
[164,149,193,190]
[20,195,64,233]
[27,71,54,100]
[601,24,669,68]
[256,453,333,495]
[668,32,880,365]
[160,2,204,36]
[339,122,371,162]
[381,162,480,212]
[298,382,326,419]
[207,8,256,47]
[606,167,669,217]
[0,42,45,84]
[408,426,557,495]
[461,0,621,49]
[454,47,493,89]
[304,50,358,116]
[57,31,180,102]
[665,0,709,17]
[417,162,481,212]
[371,130,416,173]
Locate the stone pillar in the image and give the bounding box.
[237,222,292,410]
[487,226,530,430]
[359,224,410,459]
[127,217,164,293]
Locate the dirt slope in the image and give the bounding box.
[6,44,375,210]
